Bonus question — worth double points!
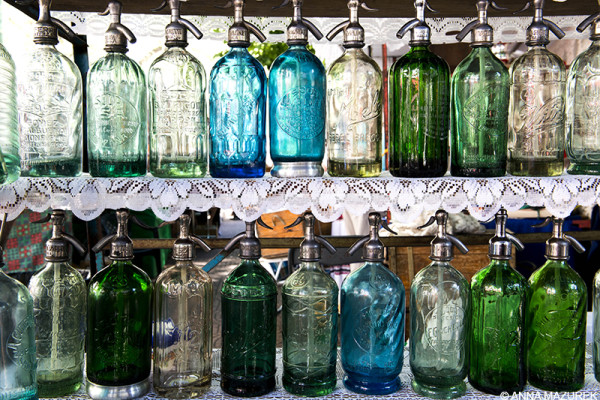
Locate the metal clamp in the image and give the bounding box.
[516,0,564,46]
[326,0,377,48]
[419,210,469,261]
[34,210,86,262]
[488,208,523,260]
[158,213,211,261]
[533,217,585,260]
[17,0,78,45]
[219,0,266,47]
[577,9,600,41]
[100,0,136,53]
[397,0,438,46]
[456,0,506,46]
[286,211,335,262]
[348,212,396,262]
[275,0,323,44]
[153,0,202,47]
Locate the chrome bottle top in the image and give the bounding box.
[153,0,203,47]
[100,0,136,53]
[221,0,266,47]
[534,217,585,260]
[456,0,506,46]
[488,209,524,260]
[276,0,323,45]
[325,0,376,48]
[576,7,600,41]
[286,211,335,262]
[419,210,469,262]
[348,212,396,262]
[396,0,437,46]
[224,218,271,260]
[168,213,211,261]
[19,0,78,45]
[517,0,564,46]
[35,209,86,262]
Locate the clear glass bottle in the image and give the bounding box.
[390,0,450,178]
[508,0,566,176]
[410,210,470,399]
[269,0,325,178]
[87,1,146,177]
[326,0,382,177]
[0,249,37,400]
[469,209,527,395]
[451,1,509,177]
[0,42,20,185]
[148,0,207,178]
[154,214,212,398]
[528,217,587,391]
[220,219,277,397]
[566,13,600,174]
[209,0,267,178]
[28,210,86,397]
[282,212,338,397]
[17,0,82,177]
[86,209,153,399]
[341,213,404,395]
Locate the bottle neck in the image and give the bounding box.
[299,261,324,271]
[409,44,430,52]
[487,258,512,268]
[527,44,547,51]
[288,44,307,51]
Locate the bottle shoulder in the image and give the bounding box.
[150,48,205,74]
[0,272,33,305]
[272,48,324,70]
[342,263,404,295]
[89,261,152,291]
[568,44,600,77]
[27,46,82,81]
[328,51,382,75]
[29,262,85,287]
[452,49,509,81]
[222,261,277,292]
[156,263,212,287]
[211,49,266,79]
[0,44,15,70]
[393,48,449,73]
[510,48,566,79]
[413,261,469,286]
[529,260,586,290]
[471,262,527,291]
[283,265,338,296]
[89,53,146,81]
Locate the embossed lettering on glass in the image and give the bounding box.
[149,0,207,178]
[0,40,20,185]
[18,0,82,177]
[326,0,382,177]
[87,1,147,177]
[508,0,566,176]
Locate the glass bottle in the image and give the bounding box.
[390,0,450,178]
[220,219,277,397]
[566,12,600,175]
[469,209,527,395]
[87,1,146,177]
[0,242,37,400]
[325,0,382,177]
[451,1,509,177]
[410,210,470,399]
[28,210,86,397]
[209,0,267,178]
[508,0,566,176]
[341,213,404,395]
[0,41,20,185]
[86,209,153,399]
[527,217,587,391]
[17,0,82,177]
[154,213,212,398]
[282,212,338,397]
[148,0,207,178]
[269,0,325,178]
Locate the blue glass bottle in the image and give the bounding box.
[269,0,325,177]
[341,213,405,395]
[209,0,267,178]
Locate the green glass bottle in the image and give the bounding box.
[527,217,587,392]
[469,209,527,395]
[451,1,509,177]
[220,219,277,397]
[282,212,338,397]
[390,0,450,177]
[86,209,153,399]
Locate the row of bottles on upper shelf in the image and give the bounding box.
[1,0,600,183]
[0,206,596,399]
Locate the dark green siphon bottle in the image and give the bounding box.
[86,209,153,399]
[220,219,277,397]
[390,0,450,177]
[527,217,587,392]
[469,209,527,394]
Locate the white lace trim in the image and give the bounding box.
[0,174,597,222]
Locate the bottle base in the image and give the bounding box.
[38,377,82,397]
[86,378,150,399]
[150,161,207,178]
[2,386,37,400]
[343,375,400,395]
[209,164,265,178]
[469,378,523,396]
[451,166,506,177]
[271,161,323,178]
[21,159,81,178]
[508,159,563,176]
[567,162,600,175]
[89,160,146,177]
[282,374,336,397]
[154,382,210,398]
[528,377,583,392]
[328,159,381,178]
[412,379,465,399]
[220,374,275,397]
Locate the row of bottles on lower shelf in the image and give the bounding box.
[0,206,595,399]
[3,0,600,184]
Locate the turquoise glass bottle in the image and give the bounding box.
[86,210,153,399]
[282,212,338,397]
[209,0,267,178]
[0,40,19,185]
[527,217,587,391]
[410,210,470,399]
[269,0,325,177]
[28,210,86,397]
[469,209,527,394]
[341,213,404,395]
[220,219,277,396]
[451,1,509,177]
[390,0,450,177]
[87,1,146,177]
[18,0,82,177]
[148,0,207,178]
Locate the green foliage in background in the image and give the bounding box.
[215,42,316,69]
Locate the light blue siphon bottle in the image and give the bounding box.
[269,0,325,177]
[87,0,147,177]
[209,0,267,178]
[342,212,405,395]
